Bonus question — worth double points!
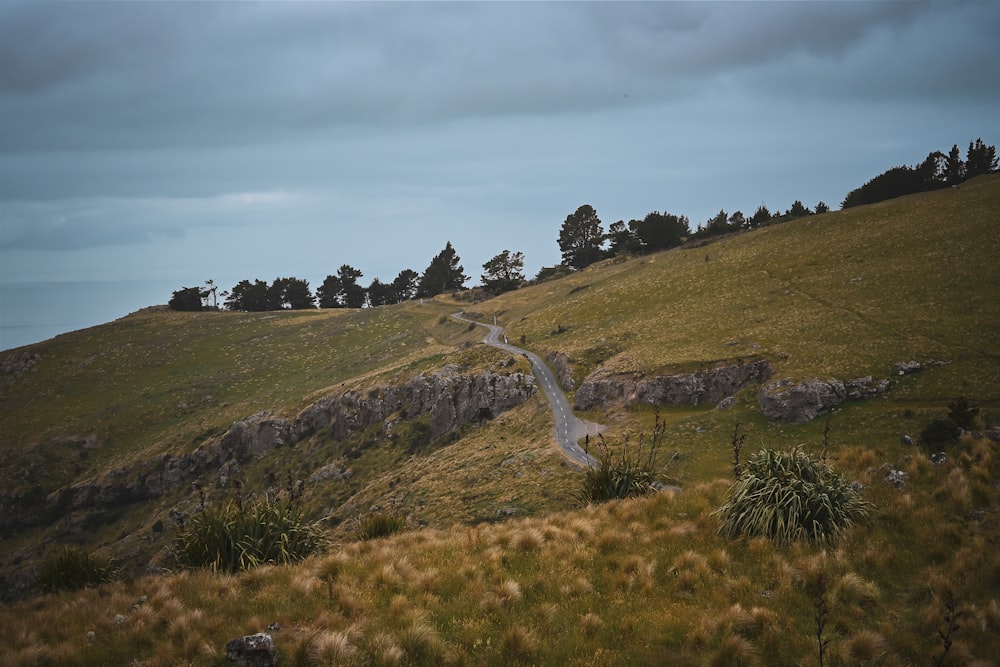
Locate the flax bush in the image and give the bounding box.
[173,494,328,572]
[714,447,871,544]
[37,546,116,593]
[576,411,674,505]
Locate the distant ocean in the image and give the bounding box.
[0,280,183,351]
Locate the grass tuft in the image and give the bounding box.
[37,546,116,593]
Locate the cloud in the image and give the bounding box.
[1,0,998,293]
[0,191,306,252]
[4,0,993,157]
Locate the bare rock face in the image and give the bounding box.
[218,412,293,461]
[844,376,892,400]
[757,378,847,423]
[546,351,575,391]
[574,359,774,411]
[758,375,892,423]
[294,368,536,441]
[33,369,536,524]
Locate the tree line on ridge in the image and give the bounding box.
[169,137,997,312]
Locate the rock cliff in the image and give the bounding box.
[757,376,891,423]
[574,359,775,410]
[40,367,536,517]
[295,365,535,441]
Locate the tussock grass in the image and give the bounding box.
[36,545,116,593]
[2,434,999,663]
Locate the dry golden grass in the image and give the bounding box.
[2,434,999,664]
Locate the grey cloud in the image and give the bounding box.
[6,0,991,157]
[0,198,188,251]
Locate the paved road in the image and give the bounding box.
[453,312,601,467]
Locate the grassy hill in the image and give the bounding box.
[0,175,998,665]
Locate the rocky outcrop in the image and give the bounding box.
[41,368,536,516]
[758,376,891,423]
[844,376,892,401]
[758,378,846,424]
[546,351,575,391]
[294,367,536,441]
[225,633,278,667]
[0,351,41,383]
[574,359,774,411]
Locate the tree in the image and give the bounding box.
[841,165,924,208]
[202,280,218,309]
[749,204,771,229]
[481,249,525,295]
[283,278,315,309]
[558,204,605,269]
[266,278,292,310]
[634,210,689,251]
[225,279,269,312]
[418,241,469,297]
[338,264,366,308]
[316,274,343,308]
[815,201,830,214]
[390,269,419,303]
[607,219,639,256]
[945,144,966,185]
[786,200,811,219]
[169,286,203,311]
[366,277,392,307]
[966,138,998,178]
[702,209,732,236]
[916,151,947,187]
[728,210,746,229]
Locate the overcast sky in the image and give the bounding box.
[2,0,999,303]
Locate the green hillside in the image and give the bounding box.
[0,175,998,665]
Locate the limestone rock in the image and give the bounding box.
[758,378,846,423]
[225,633,277,667]
[885,469,909,489]
[844,376,891,400]
[32,369,534,533]
[294,370,535,441]
[219,413,292,462]
[575,359,774,411]
[545,351,575,391]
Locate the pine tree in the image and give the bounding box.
[481,249,525,295]
[558,205,605,269]
[316,274,344,308]
[966,138,998,178]
[945,144,966,184]
[418,242,469,297]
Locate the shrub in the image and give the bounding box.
[920,398,981,450]
[37,545,116,593]
[714,447,871,544]
[173,494,328,572]
[947,397,981,431]
[575,411,674,504]
[355,511,406,541]
[920,417,962,450]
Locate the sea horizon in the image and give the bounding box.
[0,279,183,352]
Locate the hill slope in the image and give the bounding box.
[0,175,998,664]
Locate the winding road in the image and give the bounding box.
[452,312,601,467]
